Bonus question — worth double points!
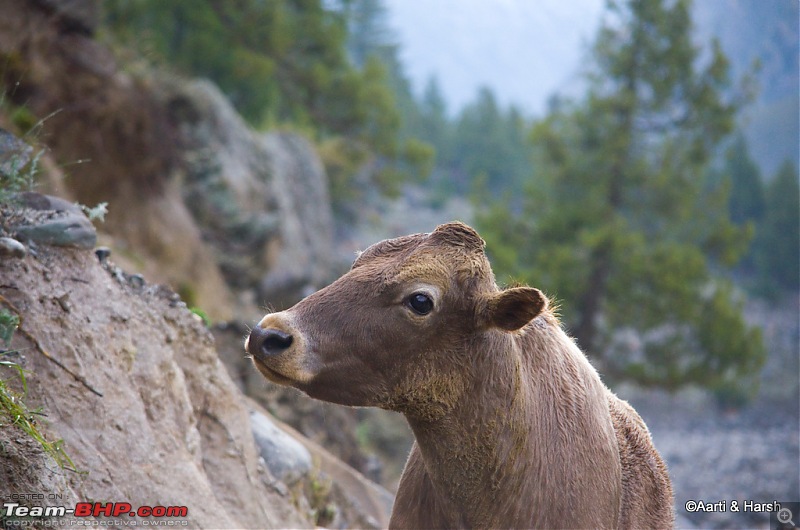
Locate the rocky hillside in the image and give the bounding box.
[0,0,419,493]
[0,1,401,526]
[0,0,341,323]
[0,196,392,528]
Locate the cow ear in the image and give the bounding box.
[481,287,546,331]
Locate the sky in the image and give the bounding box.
[383,0,606,116]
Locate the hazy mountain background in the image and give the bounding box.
[385,0,798,175]
[384,0,605,115]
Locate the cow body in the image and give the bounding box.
[246,222,673,529]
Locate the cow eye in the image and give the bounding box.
[406,293,434,315]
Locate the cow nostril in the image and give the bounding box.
[249,327,294,357]
[263,329,293,353]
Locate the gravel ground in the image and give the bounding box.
[618,296,800,529]
[623,386,798,528]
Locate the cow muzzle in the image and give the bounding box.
[245,312,315,385]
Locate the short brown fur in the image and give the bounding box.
[247,222,674,529]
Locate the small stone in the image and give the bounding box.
[250,411,312,485]
[0,237,26,259]
[127,273,145,289]
[55,293,71,313]
[95,246,111,263]
[111,267,126,283]
[13,216,97,249]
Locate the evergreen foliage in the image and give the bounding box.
[107,1,342,128]
[726,135,765,227]
[753,160,800,296]
[478,0,765,394]
[718,134,763,276]
[450,88,530,195]
[103,0,433,208]
[416,78,450,158]
[336,0,395,67]
[404,81,533,198]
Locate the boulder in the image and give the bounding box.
[8,192,96,249]
[251,410,312,486]
[163,79,280,290]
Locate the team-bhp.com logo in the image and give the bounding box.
[2,502,189,527]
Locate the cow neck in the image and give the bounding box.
[405,330,534,527]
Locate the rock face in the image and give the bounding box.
[0,0,236,320]
[0,205,393,528]
[164,80,338,309]
[258,132,336,308]
[0,1,339,320]
[0,244,309,528]
[165,79,280,293]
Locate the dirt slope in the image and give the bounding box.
[0,244,309,528]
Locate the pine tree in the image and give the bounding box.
[753,160,800,296]
[451,87,530,195]
[417,77,451,162]
[337,0,395,67]
[726,134,765,226]
[719,134,764,275]
[479,0,764,392]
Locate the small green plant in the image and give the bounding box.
[0,148,41,205]
[189,307,211,328]
[306,470,336,527]
[0,308,19,346]
[80,201,108,222]
[0,309,78,471]
[9,104,37,134]
[0,358,78,471]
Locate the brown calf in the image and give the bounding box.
[246,222,673,529]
